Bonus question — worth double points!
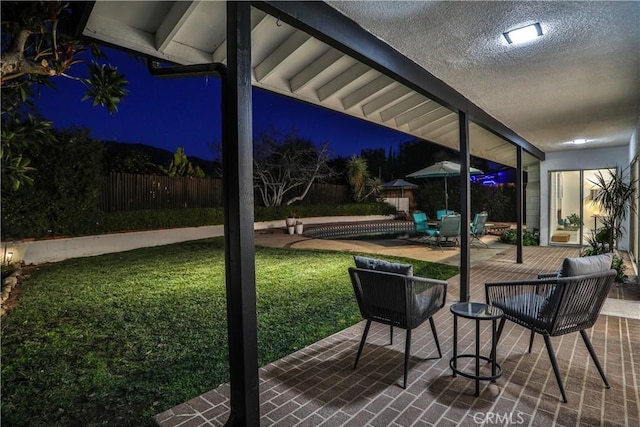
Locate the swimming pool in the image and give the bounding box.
[303,220,416,239]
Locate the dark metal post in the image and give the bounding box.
[459,111,471,302]
[475,318,480,396]
[224,2,259,425]
[516,147,524,264]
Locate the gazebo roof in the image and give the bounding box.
[381,179,419,189]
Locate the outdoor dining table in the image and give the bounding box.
[427,220,487,231]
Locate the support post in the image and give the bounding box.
[516,147,524,264]
[224,2,259,425]
[459,111,471,302]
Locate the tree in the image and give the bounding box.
[1,1,129,189]
[0,114,56,190]
[253,129,334,207]
[1,1,128,113]
[360,148,386,180]
[394,138,457,178]
[156,147,205,177]
[104,149,156,175]
[589,159,638,251]
[346,156,382,202]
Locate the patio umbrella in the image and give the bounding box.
[406,160,483,211]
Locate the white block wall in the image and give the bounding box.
[1,215,393,265]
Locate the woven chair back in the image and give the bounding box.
[548,270,616,335]
[349,268,448,330]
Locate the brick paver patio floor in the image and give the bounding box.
[156,246,640,426]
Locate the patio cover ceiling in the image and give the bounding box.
[79,1,639,168]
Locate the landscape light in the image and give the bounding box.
[503,23,543,44]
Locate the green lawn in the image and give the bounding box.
[1,238,458,426]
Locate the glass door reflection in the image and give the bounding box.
[549,168,614,246]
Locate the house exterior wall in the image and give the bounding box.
[539,145,629,248]
[525,163,541,231]
[629,124,639,273]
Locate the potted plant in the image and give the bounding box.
[285,212,297,228]
[295,220,304,235]
[565,213,582,231]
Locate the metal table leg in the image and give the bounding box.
[452,313,458,377]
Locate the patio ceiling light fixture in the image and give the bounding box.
[561,138,588,146]
[503,23,543,44]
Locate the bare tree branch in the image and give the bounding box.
[253,130,334,207]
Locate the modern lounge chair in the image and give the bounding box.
[349,256,448,388]
[470,211,489,247]
[425,214,461,250]
[485,253,615,402]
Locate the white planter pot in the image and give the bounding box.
[295,224,304,234]
[287,226,295,235]
[285,217,296,227]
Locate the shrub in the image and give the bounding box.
[4,201,396,240]
[95,208,225,234]
[581,245,627,283]
[415,182,517,222]
[610,254,627,283]
[1,128,104,239]
[254,202,396,222]
[499,229,539,246]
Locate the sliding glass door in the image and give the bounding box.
[549,168,613,246]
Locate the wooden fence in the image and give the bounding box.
[98,173,348,211]
[295,183,349,205]
[98,173,223,211]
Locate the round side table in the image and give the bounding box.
[450,302,504,397]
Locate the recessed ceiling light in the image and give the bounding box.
[562,138,587,145]
[503,23,543,44]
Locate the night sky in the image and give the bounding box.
[33,47,412,161]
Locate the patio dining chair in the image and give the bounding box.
[425,214,461,250]
[470,211,489,248]
[412,211,436,238]
[436,209,455,220]
[485,253,615,402]
[349,256,448,388]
